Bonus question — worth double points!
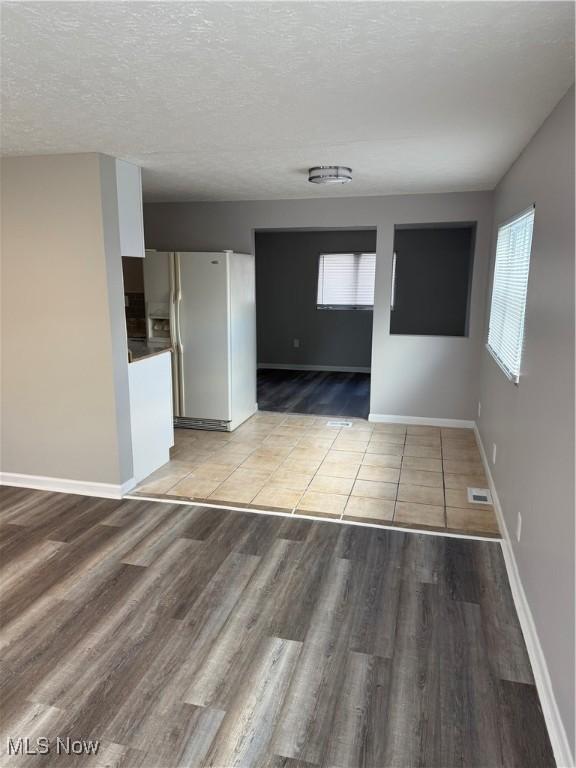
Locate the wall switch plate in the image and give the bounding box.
[477,401,482,418]
[293,338,300,348]
[491,443,497,465]
[516,512,522,542]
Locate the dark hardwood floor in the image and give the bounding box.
[0,486,554,767]
[257,368,371,418]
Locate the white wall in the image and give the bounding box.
[478,86,575,759]
[145,191,493,421]
[1,153,133,488]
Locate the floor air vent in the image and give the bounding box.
[174,417,230,432]
[467,487,492,505]
[326,420,353,428]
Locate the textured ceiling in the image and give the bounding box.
[1,2,574,201]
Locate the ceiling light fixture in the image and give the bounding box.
[308,166,352,184]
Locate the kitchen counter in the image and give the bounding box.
[128,340,172,363]
[128,345,174,482]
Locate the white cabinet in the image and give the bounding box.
[128,349,174,483]
[115,159,145,258]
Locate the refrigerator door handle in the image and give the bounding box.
[174,252,185,416]
[169,253,182,417]
[169,258,177,349]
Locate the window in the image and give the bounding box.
[390,224,475,336]
[317,252,376,309]
[487,206,535,382]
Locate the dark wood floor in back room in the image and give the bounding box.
[0,486,554,768]
[257,368,371,418]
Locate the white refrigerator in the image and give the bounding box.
[143,250,257,431]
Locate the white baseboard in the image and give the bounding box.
[369,413,475,428]
[474,425,574,768]
[258,363,371,373]
[120,478,137,495]
[0,472,135,500]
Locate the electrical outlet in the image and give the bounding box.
[491,443,497,465]
[293,338,300,349]
[516,512,522,542]
[477,401,482,419]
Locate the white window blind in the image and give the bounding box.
[317,252,376,309]
[487,206,535,382]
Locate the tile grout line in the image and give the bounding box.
[140,416,493,535]
[292,421,370,518]
[340,425,369,521]
[293,422,341,516]
[392,428,407,523]
[283,422,342,517]
[214,415,323,508]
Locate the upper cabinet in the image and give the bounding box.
[116,159,145,258]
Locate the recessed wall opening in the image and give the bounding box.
[390,222,476,337]
[254,227,377,418]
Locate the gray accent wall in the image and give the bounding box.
[478,86,575,757]
[145,191,493,420]
[255,229,376,368]
[1,153,133,486]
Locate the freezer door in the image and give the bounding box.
[143,250,171,306]
[176,252,231,421]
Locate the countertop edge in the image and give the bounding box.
[129,347,173,364]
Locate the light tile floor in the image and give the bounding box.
[133,412,500,537]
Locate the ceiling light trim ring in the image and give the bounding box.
[308,166,352,184]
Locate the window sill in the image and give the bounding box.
[316,305,373,311]
[486,344,520,385]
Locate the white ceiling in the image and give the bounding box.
[1,2,574,202]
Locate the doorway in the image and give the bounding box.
[254,228,376,419]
